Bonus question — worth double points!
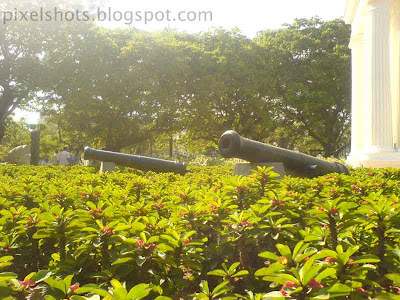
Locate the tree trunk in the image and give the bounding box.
[169,135,173,159]
[0,121,5,143]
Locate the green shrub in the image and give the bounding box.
[0,165,398,299]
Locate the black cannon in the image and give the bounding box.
[218,130,349,178]
[83,147,187,175]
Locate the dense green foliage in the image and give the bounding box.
[1,5,351,157]
[0,165,399,299]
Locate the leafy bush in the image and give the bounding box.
[0,165,399,299]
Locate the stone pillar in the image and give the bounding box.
[348,34,365,165]
[363,0,393,155]
[391,11,400,149]
[100,161,116,173]
[364,0,393,155]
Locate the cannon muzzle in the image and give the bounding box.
[219,130,349,178]
[83,147,187,175]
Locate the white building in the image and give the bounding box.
[345,0,400,167]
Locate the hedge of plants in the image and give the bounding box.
[0,164,399,299]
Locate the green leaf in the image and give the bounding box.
[199,281,210,294]
[295,250,317,263]
[328,283,351,298]
[212,280,231,297]
[231,270,249,277]
[315,268,336,282]
[0,272,17,281]
[302,265,322,286]
[312,250,338,260]
[276,244,291,258]
[255,263,285,277]
[32,229,51,239]
[30,270,52,283]
[337,253,350,266]
[352,255,380,264]
[113,287,128,299]
[76,287,111,297]
[277,274,300,285]
[386,273,400,285]
[261,291,286,299]
[112,258,134,265]
[228,262,240,274]
[260,276,288,285]
[0,257,13,263]
[110,279,123,289]
[127,284,150,300]
[207,269,226,277]
[292,241,305,258]
[259,251,281,261]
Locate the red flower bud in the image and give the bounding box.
[329,208,339,215]
[20,279,36,287]
[279,256,288,265]
[70,284,79,291]
[325,256,336,263]
[284,281,296,288]
[148,243,157,251]
[241,221,252,228]
[270,199,279,206]
[135,240,145,248]
[102,227,115,235]
[307,279,323,289]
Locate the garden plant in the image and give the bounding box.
[0,165,398,299]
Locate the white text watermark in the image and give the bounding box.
[1,7,214,25]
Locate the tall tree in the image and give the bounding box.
[255,18,351,157]
[0,0,100,142]
[181,28,279,143]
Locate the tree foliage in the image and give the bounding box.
[255,18,351,156]
[2,14,351,157]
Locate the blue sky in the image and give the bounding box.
[15,0,347,124]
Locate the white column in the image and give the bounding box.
[391,12,400,149]
[348,34,365,165]
[363,0,393,154]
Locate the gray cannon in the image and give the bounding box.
[218,130,349,178]
[83,147,187,175]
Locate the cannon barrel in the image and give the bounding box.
[83,147,187,175]
[219,131,349,177]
